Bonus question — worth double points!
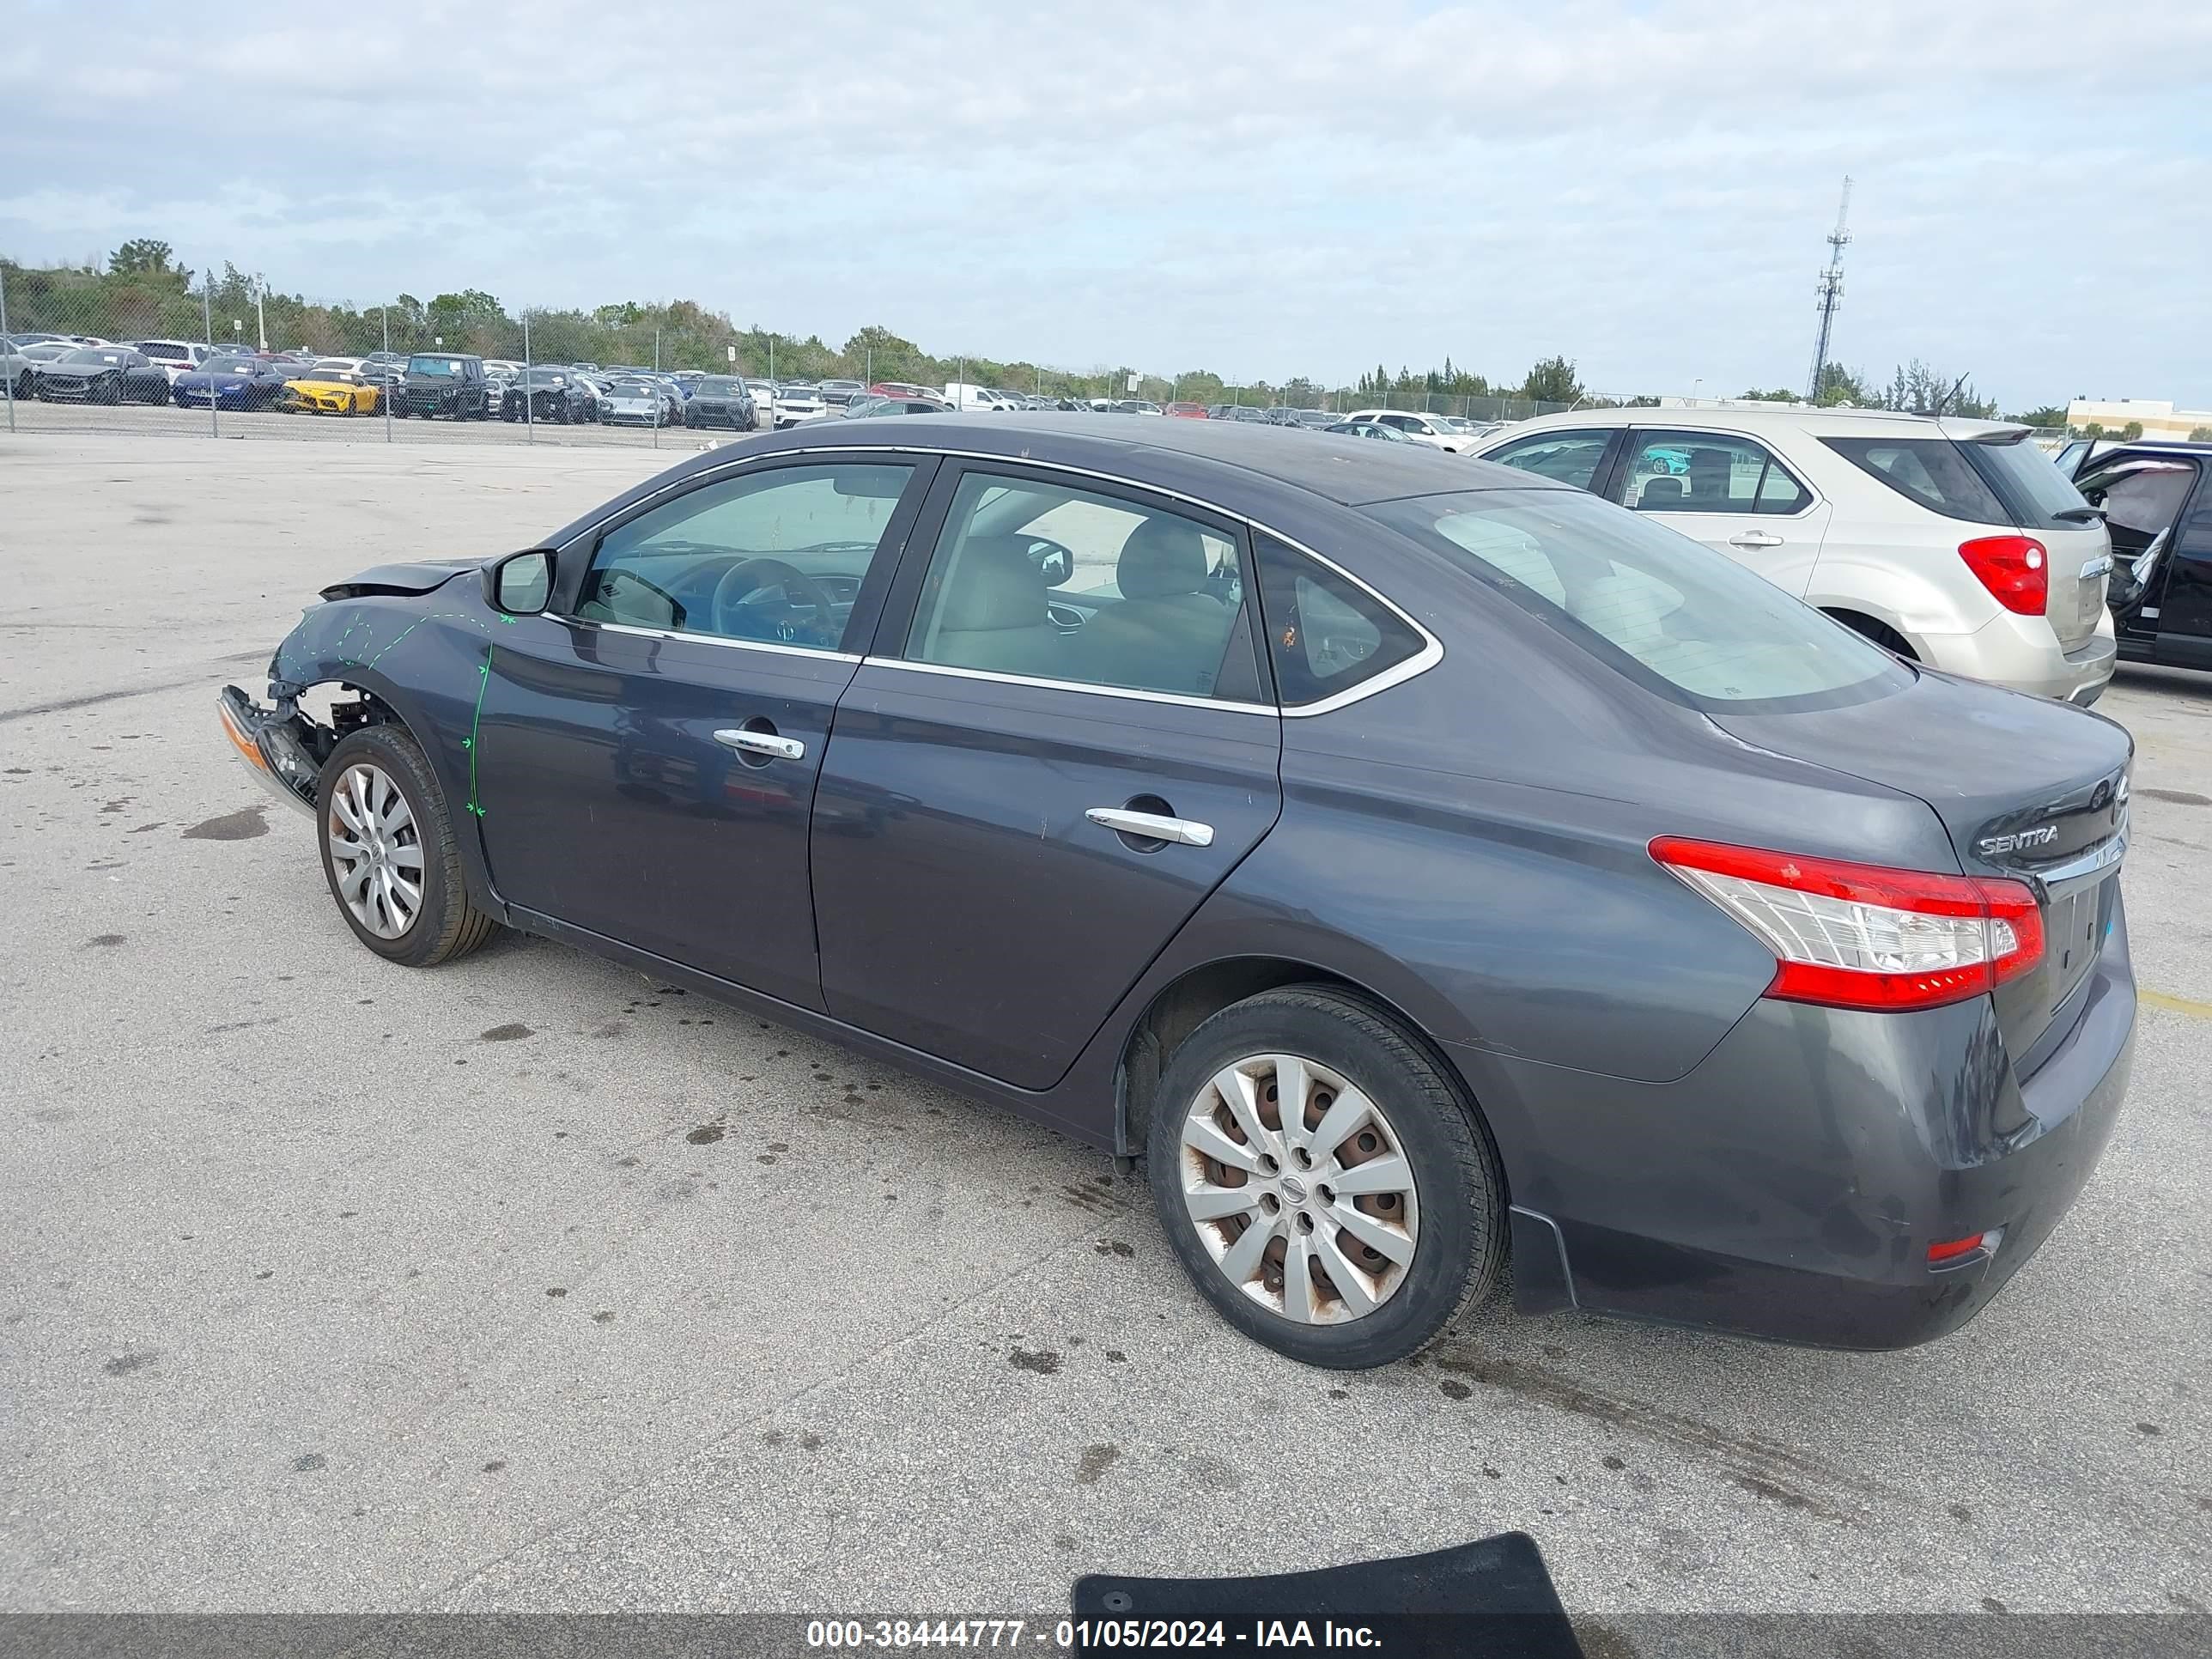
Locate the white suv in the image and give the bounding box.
[1345,410,1478,453]
[1474,407,2118,703]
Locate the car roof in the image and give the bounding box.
[674,411,1570,507]
[1493,404,2030,445]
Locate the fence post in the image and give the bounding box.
[381,308,392,442]
[202,278,218,438]
[652,327,660,451]
[523,315,532,444]
[0,264,14,434]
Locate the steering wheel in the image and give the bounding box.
[709,557,839,645]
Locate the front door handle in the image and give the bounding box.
[714,728,805,761]
[1729,531,1785,549]
[1086,806,1214,848]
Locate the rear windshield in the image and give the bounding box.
[1965,435,2097,532]
[1369,489,1911,713]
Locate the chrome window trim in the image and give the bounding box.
[860,656,1275,716]
[562,442,1443,720]
[589,619,860,664]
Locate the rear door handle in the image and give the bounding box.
[714,728,805,761]
[1729,531,1785,549]
[1085,807,1214,848]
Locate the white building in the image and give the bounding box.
[2064,398,2212,441]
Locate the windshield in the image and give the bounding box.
[205,356,255,372]
[1370,489,1911,713]
[409,356,464,377]
[62,349,128,367]
[698,378,739,393]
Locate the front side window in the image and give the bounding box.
[1481,429,1612,490]
[902,471,1253,699]
[1618,430,1807,515]
[1368,489,1909,712]
[1253,536,1425,707]
[578,463,915,651]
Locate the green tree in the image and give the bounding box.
[1740,387,1801,403]
[2006,404,2070,428]
[1811,362,1873,406]
[2121,420,2144,441]
[107,239,190,285]
[2191,425,2212,441]
[1519,355,1583,404]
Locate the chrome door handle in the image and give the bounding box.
[1729,531,1784,549]
[1086,807,1214,848]
[714,728,805,761]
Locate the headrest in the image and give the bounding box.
[1118,517,1209,599]
[1640,476,1686,506]
[938,535,1047,631]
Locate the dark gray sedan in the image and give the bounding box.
[216,417,2135,1369]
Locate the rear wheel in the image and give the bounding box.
[1826,610,1917,660]
[1146,986,1506,1369]
[317,725,499,968]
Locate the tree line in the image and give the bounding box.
[3,240,2093,424]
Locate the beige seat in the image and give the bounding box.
[923,535,1066,678]
[1068,517,1235,696]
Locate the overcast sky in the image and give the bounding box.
[6,0,2210,407]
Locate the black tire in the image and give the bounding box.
[316,724,499,968]
[1146,985,1506,1370]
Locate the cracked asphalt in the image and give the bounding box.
[2,434,2208,1625]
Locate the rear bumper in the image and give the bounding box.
[1464,901,2136,1349]
[1920,610,2118,703]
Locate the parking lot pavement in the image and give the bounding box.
[3,434,2208,1620]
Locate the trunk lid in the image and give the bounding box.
[1711,669,2130,1064]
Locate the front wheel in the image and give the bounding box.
[317,725,500,967]
[1146,986,1506,1369]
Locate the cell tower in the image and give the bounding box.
[1806,176,1853,402]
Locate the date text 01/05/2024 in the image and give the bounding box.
[805,1619,1384,1649]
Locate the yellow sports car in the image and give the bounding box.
[283,366,380,416]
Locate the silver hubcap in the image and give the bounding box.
[1178,1053,1420,1325]
[327,763,424,939]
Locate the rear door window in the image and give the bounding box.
[1615,429,1808,515]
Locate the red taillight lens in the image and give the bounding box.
[1958,535,2049,616]
[1650,837,2045,1012]
[1928,1231,1996,1263]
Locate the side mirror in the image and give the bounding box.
[486,549,552,616]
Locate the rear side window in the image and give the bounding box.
[1821,437,2009,525]
[1253,536,1425,707]
[1480,430,1612,490]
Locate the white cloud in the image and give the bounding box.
[4,0,2209,404]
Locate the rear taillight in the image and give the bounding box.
[1958,535,2048,616]
[1650,837,2045,1012]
